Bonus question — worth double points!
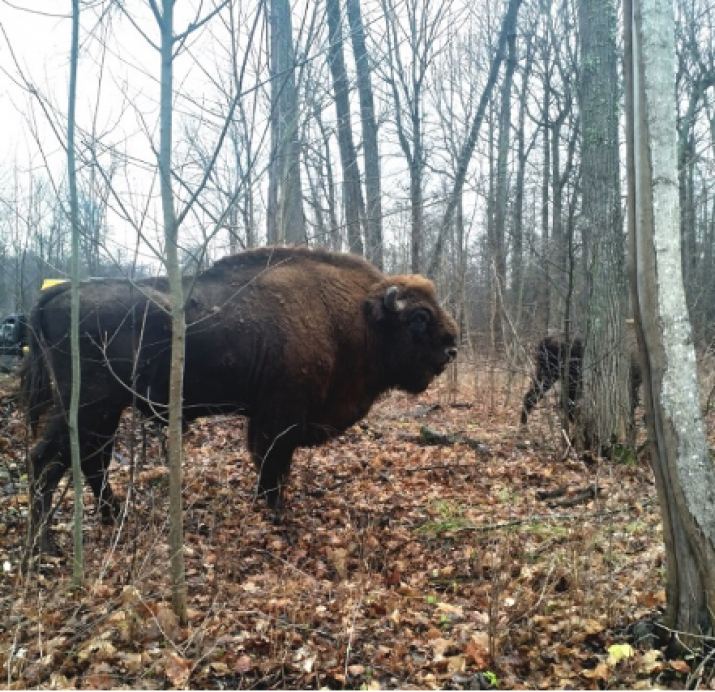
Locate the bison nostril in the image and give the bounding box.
[446,347,458,361]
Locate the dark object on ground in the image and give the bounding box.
[0,314,28,372]
[520,332,642,426]
[22,246,458,554]
[536,484,601,508]
[419,426,488,452]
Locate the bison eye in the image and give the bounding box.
[409,309,430,334]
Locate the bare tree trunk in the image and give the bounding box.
[540,89,550,331]
[381,0,451,273]
[270,0,306,244]
[486,101,497,349]
[346,0,383,268]
[304,156,329,246]
[326,0,364,255]
[678,121,696,298]
[626,0,715,651]
[548,115,564,324]
[511,42,533,318]
[577,0,629,450]
[409,152,424,274]
[157,0,188,626]
[267,81,279,244]
[68,0,84,587]
[491,29,516,350]
[311,101,341,247]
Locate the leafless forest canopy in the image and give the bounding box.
[0,0,712,352]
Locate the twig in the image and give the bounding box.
[686,640,715,688]
[560,428,580,463]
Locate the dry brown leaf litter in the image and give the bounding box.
[0,365,710,690]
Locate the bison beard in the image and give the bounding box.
[23,246,458,554]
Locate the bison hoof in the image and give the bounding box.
[270,510,285,526]
[42,541,64,558]
[98,500,120,525]
[100,512,115,526]
[31,533,64,558]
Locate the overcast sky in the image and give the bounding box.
[1,4,73,164]
[0,2,230,267]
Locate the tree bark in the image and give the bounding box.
[510,42,533,317]
[540,72,551,331]
[269,0,306,244]
[625,0,715,649]
[491,29,517,350]
[346,0,383,269]
[326,0,364,255]
[577,0,630,450]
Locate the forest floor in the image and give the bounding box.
[0,360,712,690]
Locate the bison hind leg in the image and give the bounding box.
[28,416,72,557]
[30,460,70,558]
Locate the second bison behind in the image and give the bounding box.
[25,246,458,552]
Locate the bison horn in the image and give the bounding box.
[384,286,406,312]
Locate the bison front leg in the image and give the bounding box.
[83,450,120,525]
[80,418,123,526]
[247,419,299,517]
[521,371,559,426]
[566,359,582,423]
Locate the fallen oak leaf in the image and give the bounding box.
[83,663,115,691]
[581,661,610,681]
[462,637,490,668]
[638,650,665,675]
[446,654,466,673]
[668,659,690,674]
[155,603,180,641]
[436,602,464,618]
[76,639,117,664]
[164,651,192,689]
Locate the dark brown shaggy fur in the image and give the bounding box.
[24,246,458,553]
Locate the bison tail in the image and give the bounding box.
[20,304,54,436]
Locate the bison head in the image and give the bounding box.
[366,276,458,393]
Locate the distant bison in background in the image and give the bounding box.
[23,246,458,553]
[520,333,583,426]
[520,330,642,427]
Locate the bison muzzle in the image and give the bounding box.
[23,246,458,554]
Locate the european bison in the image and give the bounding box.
[520,331,642,426]
[23,246,458,553]
[520,333,583,426]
